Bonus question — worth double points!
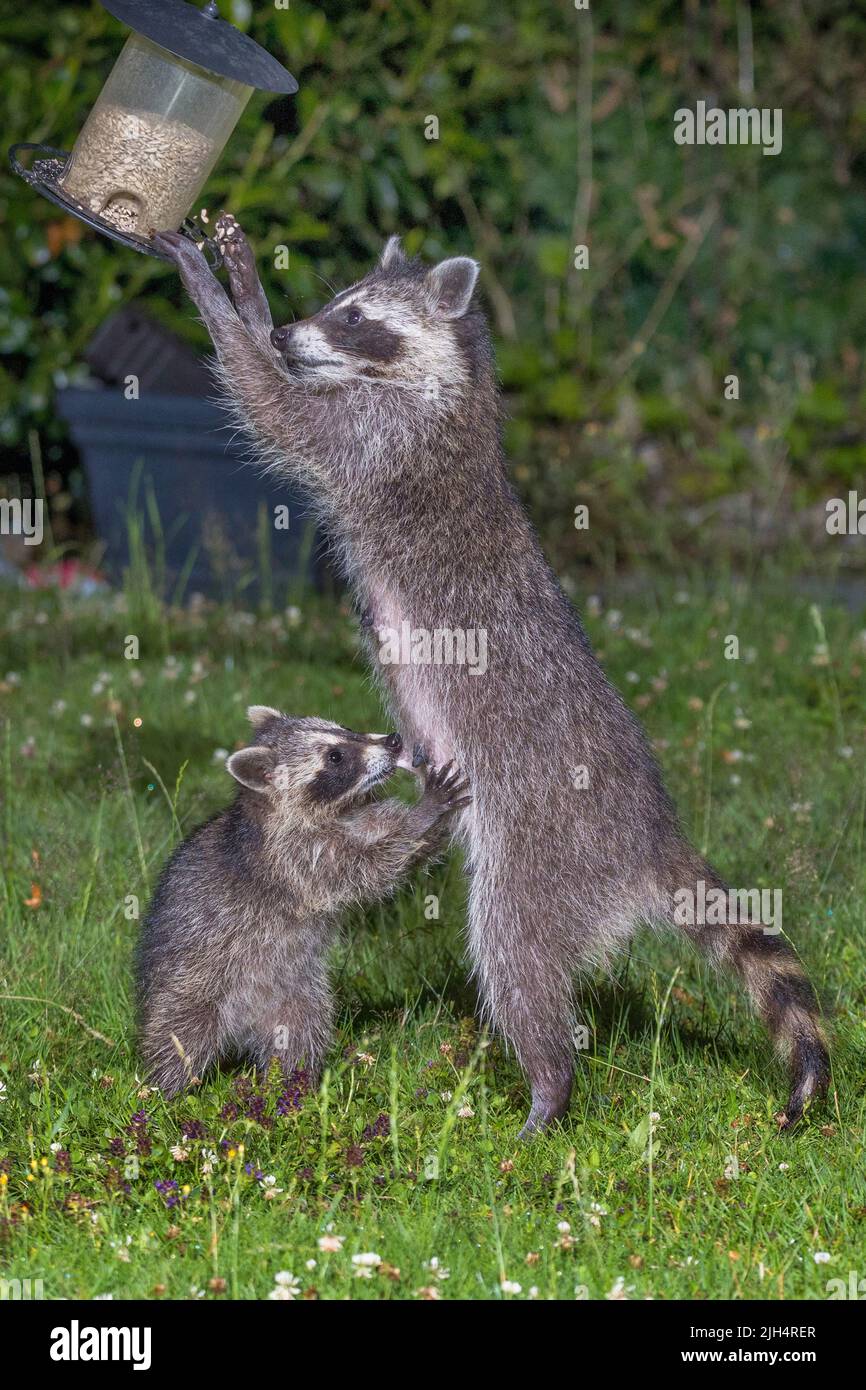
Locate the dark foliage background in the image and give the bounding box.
[1,0,865,573]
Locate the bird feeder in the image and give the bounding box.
[10,0,296,261]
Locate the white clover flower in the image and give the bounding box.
[318,1234,345,1253]
[500,1279,522,1295]
[606,1276,635,1300]
[813,1252,831,1265]
[270,1272,301,1299]
[351,1251,382,1268]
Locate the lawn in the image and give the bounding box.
[1,573,864,1301]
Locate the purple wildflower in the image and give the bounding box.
[361,1113,390,1142]
[245,1094,266,1123]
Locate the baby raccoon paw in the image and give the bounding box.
[423,761,471,818]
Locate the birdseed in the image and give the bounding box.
[60,103,215,236]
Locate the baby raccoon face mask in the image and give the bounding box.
[226,706,404,812]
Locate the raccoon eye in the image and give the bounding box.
[328,749,343,765]
[345,307,363,326]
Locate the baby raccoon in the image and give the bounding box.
[136,707,468,1096]
[156,217,830,1135]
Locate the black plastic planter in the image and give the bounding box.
[57,385,320,600]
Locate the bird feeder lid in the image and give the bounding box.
[99,0,298,94]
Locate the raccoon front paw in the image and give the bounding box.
[214,211,242,246]
[422,761,471,821]
[153,229,209,274]
[215,213,256,283]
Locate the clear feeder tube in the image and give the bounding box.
[60,32,251,236]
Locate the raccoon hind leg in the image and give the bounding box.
[239,975,335,1088]
[138,993,220,1098]
[468,889,575,1139]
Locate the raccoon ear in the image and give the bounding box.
[425,257,480,319]
[226,746,275,792]
[247,705,281,728]
[379,235,405,269]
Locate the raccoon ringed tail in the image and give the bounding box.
[668,859,830,1127]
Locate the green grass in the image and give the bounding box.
[1,575,865,1301]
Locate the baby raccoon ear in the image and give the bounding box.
[379,235,405,269]
[424,257,480,319]
[226,746,275,792]
[247,704,281,728]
